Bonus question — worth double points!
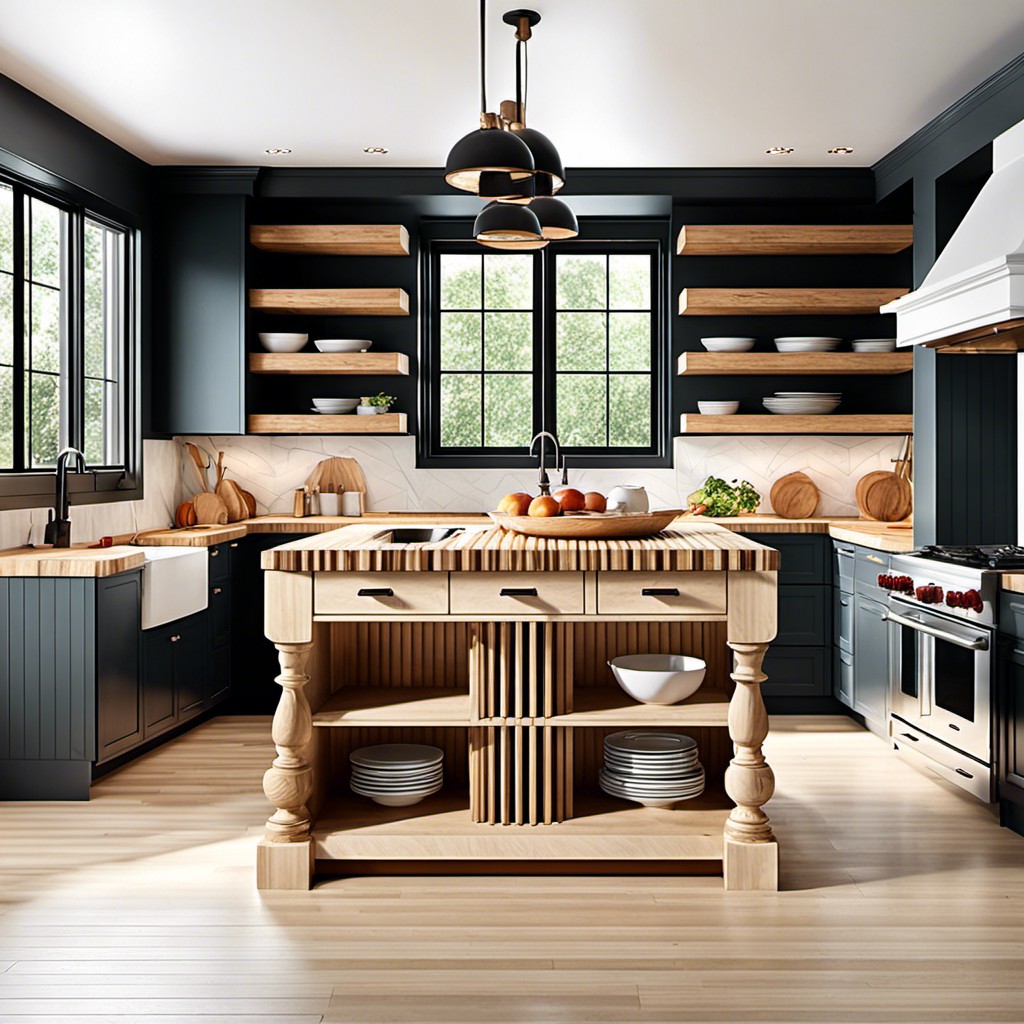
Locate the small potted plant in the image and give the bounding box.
[361,392,396,415]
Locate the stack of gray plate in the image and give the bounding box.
[599,731,705,808]
[350,743,443,808]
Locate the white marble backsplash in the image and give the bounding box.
[0,439,179,550]
[179,434,905,518]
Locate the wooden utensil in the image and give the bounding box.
[488,509,683,539]
[862,474,913,522]
[193,491,228,525]
[306,456,366,495]
[185,442,210,492]
[216,479,249,522]
[769,471,820,519]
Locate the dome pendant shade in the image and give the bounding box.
[473,201,543,244]
[444,128,536,193]
[510,126,565,194]
[531,196,579,239]
[479,171,536,202]
[479,238,549,250]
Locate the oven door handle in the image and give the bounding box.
[882,610,989,651]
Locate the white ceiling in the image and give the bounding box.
[0,0,1023,169]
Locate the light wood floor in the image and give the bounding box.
[1,715,1023,1023]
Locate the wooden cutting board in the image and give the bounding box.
[193,491,228,525]
[855,470,892,515]
[769,472,820,519]
[306,456,366,494]
[861,473,913,522]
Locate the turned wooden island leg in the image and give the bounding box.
[724,570,779,891]
[257,571,315,891]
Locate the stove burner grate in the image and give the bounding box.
[916,544,1024,569]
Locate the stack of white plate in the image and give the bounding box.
[350,743,444,807]
[774,336,841,352]
[311,397,360,414]
[851,338,897,352]
[700,337,755,352]
[599,731,705,808]
[315,339,373,353]
[763,391,841,415]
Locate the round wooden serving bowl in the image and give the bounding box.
[488,509,684,540]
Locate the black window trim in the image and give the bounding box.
[0,166,142,511]
[418,217,671,470]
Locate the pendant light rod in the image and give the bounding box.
[479,0,487,114]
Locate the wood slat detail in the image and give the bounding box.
[677,352,913,376]
[249,224,410,255]
[247,413,407,434]
[680,414,913,435]
[248,288,410,316]
[261,523,779,573]
[679,288,908,316]
[677,224,913,255]
[248,352,409,375]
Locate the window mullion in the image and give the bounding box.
[65,210,83,458]
[11,188,25,471]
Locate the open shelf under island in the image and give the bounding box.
[257,521,780,892]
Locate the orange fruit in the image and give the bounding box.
[497,492,533,516]
[554,487,586,512]
[584,491,607,512]
[528,495,561,517]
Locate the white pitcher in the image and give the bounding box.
[606,485,649,513]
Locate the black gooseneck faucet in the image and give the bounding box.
[44,446,86,548]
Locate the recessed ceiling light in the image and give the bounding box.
[363,146,389,155]
[765,146,794,155]
[264,147,292,155]
[828,146,855,155]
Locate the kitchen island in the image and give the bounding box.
[258,520,781,891]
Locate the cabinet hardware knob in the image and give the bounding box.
[210,549,219,557]
[170,635,181,643]
[499,587,538,597]
[866,554,885,564]
[213,587,222,595]
[229,542,238,548]
[641,587,680,597]
[357,587,394,597]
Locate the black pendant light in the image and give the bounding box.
[474,201,546,249]
[444,2,535,194]
[530,196,578,239]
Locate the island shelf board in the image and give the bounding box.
[678,352,913,376]
[678,287,908,316]
[249,288,410,316]
[247,413,407,434]
[680,414,913,435]
[677,224,913,255]
[250,224,410,256]
[552,688,729,727]
[249,352,409,375]
[313,687,471,727]
[314,790,729,862]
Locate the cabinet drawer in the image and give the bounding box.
[1000,592,1024,639]
[316,573,449,615]
[837,649,854,707]
[834,542,856,591]
[836,588,854,653]
[209,580,231,647]
[208,542,233,583]
[855,547,889,591]
[740,533,830,585]
[450,572,584,615]
[597,572,726,617]
[777,585,830,645]
[760,646,831,697]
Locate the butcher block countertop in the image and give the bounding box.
[1002,575,1024,595]
[0,545,145,577]
[260,520,780,573]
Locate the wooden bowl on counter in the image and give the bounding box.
[488,509,683,540]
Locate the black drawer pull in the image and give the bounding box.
[899,732,919,742]
[357,588,394,598]
[955,767,974,779]
[500,587,538,597]
[642,587,680,597]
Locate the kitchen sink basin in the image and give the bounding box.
[378,528,463,544]
[136,546,209,629]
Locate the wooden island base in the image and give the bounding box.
[256,523,780,891]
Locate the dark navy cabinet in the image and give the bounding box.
[997,593,1024,835]
[96,572,144,761]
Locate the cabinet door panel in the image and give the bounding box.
[777,585,830,646]
[142,627,177,737]
[175,616,208,717]
[206,643,231,706]
[95,574,142,762]
[836,588,854,653]
[853,594,889,726]
[761,646,830,697]
[209,579,231,648]
[837,649,854,707]
[740,534,829,586]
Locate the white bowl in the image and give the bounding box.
[259,333,308,353]
[312,398,359,413]
[315,339,373,353]
[356,405,380,415]
[608,654,707,705]
[774,337,841,353]
[697,401,739,415]
[350,787,442,807]
[700,337,756,352]
[852,338,897,352]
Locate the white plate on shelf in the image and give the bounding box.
[350,784,443,807]
[852,338,897,352]
[773,337,842,352]
[700,337,756,352]
[604,732,697,755]
[350,743,444,769]
[315,339,373,353]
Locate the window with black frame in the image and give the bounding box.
[0,176,131,489]
[423,233,665,468]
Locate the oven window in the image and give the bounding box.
[933,640,975,722]
[899,627,918,698]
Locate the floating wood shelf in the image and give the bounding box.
[679,288,908,316]
[677,352,913,376]
[249,288,410,316]
[247,413,407,434]
[314,790,730,862]
[313,687,470,727]
[680,413,913,435]
[250,224,410,256]
[677,224,913,256]
[249,352,409,375]
[552,689,729,728]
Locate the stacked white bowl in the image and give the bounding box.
[763,391,841,415]
[311,397,360,414]
[851,338,897,352]
[350,743,444,807]
[773,336,841,352]
[599,731,705,808]
[315,339,373,353]
[700,337,755,352]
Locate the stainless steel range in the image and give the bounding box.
[877,545,1024,801]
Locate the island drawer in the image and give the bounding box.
[314,572,449,615]
[449,572,585,615]
[596,572,726,616]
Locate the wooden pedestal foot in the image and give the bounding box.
[724,833,779,891]
[256,838,313,891]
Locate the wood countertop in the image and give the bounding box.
[1002,574,1024,595]
[827,520,915,553]
[260,521,780,573]
[0,545,145,577]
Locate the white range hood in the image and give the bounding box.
[883,118,1024,348]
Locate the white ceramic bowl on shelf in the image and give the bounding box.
[697,401,739,415]
[258,332,308,353]
[700,337,756,352]
[608,654,706,705]
[773,337,842,353]
[312,398,360,413]
[852,338,897,352]
[315,339,373,353]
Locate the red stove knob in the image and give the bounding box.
[964,588,983,613]
[916,584,944,604]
